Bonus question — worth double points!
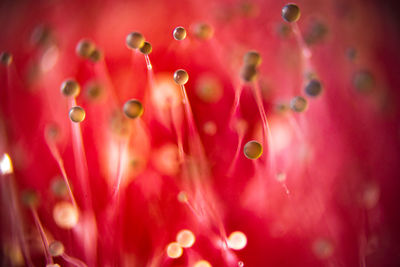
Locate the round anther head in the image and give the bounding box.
[244,141,263,159]
[53,201,79,229]
[193,23,214,40]
[49,240,64,257]
[69,106,86,123]
[166,242,183,259]
[173,26,187,41]
[0,52,13,66]
[353,70,374,92]
[31,24,52,46]
[139,42,152,55]
[89,49,103,62]
[21,190,39,208]
[305,79,323,97]
[290,96,308,112]
[243,51,261,67]
[227,231,248,250]
[61,79,80,97]
[282,3,301,23]
[174,69,189,85]
[194,260,212,267]
[123,99,144,119]
[76,39,95,58]
[51,177,68,197]
[86,82,103,100]
[240,65,258,82]
[126,32,145,49]
[176,229,195,248]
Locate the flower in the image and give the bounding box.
[0,0,399,266]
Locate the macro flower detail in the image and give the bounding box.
[1,0,400,267]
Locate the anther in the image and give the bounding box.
[290,96,308,112]
[196,75,222,103]
[227,231,247,250]
[166,242,183,259]
[240,65,258,82]
[49,240,64,257]
[76,39,95,59]
[139,42,152,55]
[346,47,357,61]
[194,260,212,267]
[53,201,79,229]
[277,23,292,38]
[176,229,195,248]
[243,51,262,67]
[85,81,103,100]
[353,70,374,92]
[126,32,145,49]
[305,20,328,45]
[312,238,334,259]
[0,153,13,174]
[89,49,103,62]
[31,24,52,46]
[0,52,13,66]
[69,106,86,123]
[60,79,80,97]
[276,172,287,182]
[177,191,188,203]
[173,26,187,41]
[46,124,60,140]
[123,99,144,119]
[275,103,289,114]
[243,141,263,159]
[304,79,323,97]
[21,190,39,208]
[51,177,68,197]
[282,3,301,23]
[174,69,189,85]
[193,23,214,40]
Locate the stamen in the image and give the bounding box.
[123,99,144,119]
[193,22,214,40]
[76,39,95,59]
[61,253,88,267]
[89,49,103,63]
[0,154,34,266]
[0,51,13,66]
[227,231,247,250]
[243,140,263,160]
[304,79,323,97]
[194,260,212,267]
[69,106,86,123]
[166,242,183,259]
[176,229,196,248]
[290,96,308,112]
[243,51,262,68]
[139,41,152,55]
[53,201,79,229]
[0,153,13,174]
[281,3,301,23]
[45,126,78,208]
[126,32,145,50]
[30,203,54,264]
[173,69,189,85]
[49,240,65,257]
[173,26,187,41]
[228,119,247,175]
[61,79,80,97]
